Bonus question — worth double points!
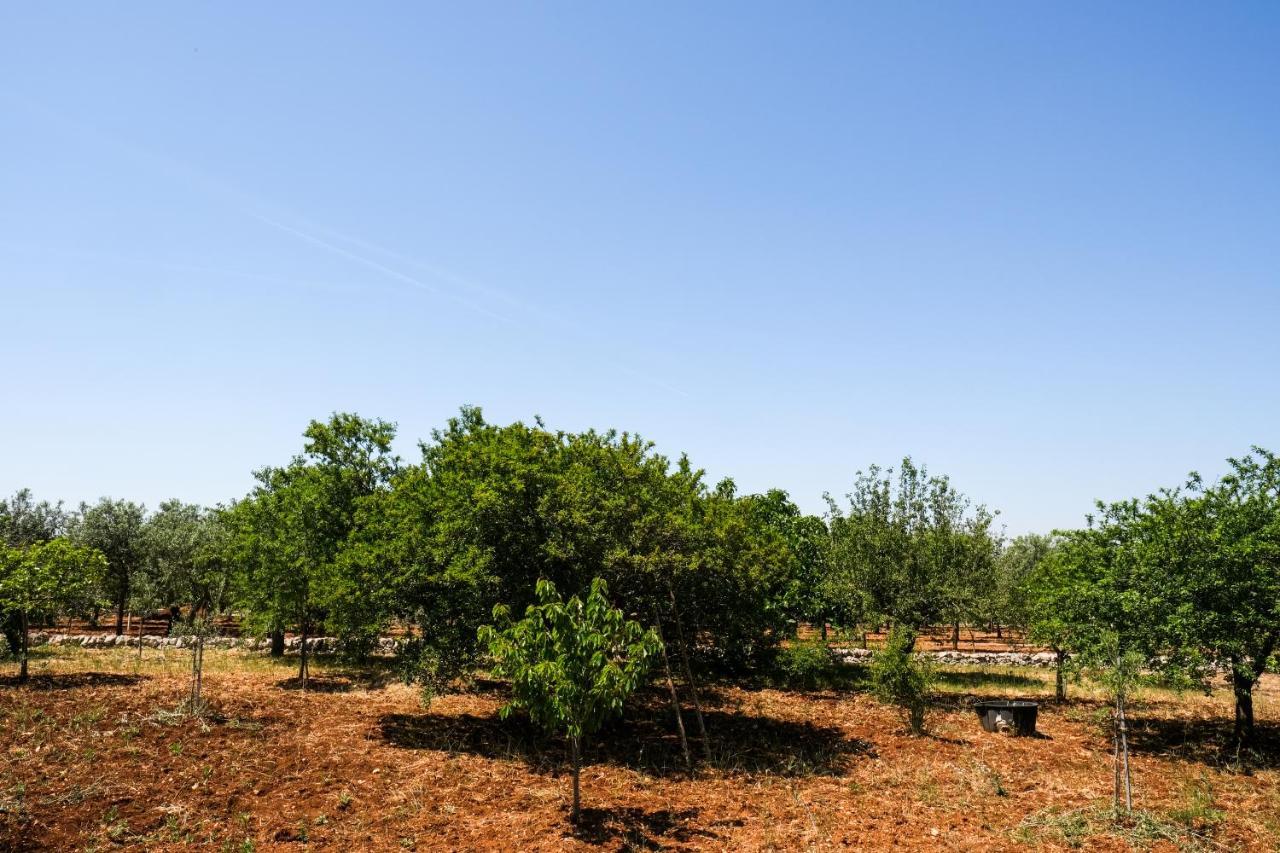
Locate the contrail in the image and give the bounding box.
[5,93,691,397]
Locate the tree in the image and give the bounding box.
[0,490,69,655]
[0,539,106,681]
[144,501,232,711]
[1023,531,1105,702]
[230,413,399,687]
[826,459,997,646]
[1116,449,1280,744]
[479,577,661,823]
[71,499,147,635]
[991,533,1054,639]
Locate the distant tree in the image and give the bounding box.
[0,489,69,655]
[479,578,661,823]
[71,499,147,635]
[826,459,997,647]
[144,501,232,711]
[230,413,399,687]
[741,489,831,637]
[992,533,1056,638]
[0,539,106,681]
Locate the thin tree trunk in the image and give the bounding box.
[570,735,582,824]
[654,611,693,776]
[18,609,29,683]
[951,621,960,651]
[1055,649,1067,703]
[137,613,144,660]
[1118,695,1132,812]
[667,586,711,762]
[299,615,309,688]
[114,590,126,636]
[270,627,285,658]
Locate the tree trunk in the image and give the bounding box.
[995,623,1002,640]
[570,735,582,824]
[654,611,693,776]
[18,609,29,683]
[270,627,285,658]
[1232,669,1256,745]
[667,587,711,762]
[114,590,126,636]
[1055,649,1067,703]
[299,616,309,688]
[951,621,960,651]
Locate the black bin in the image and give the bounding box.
[973,700,1039,736]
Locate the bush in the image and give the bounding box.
[870,626,934,734]
[772,639,840,690]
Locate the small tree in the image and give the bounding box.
[869,625,934,734]
[479,577,661,824]
[0,539,106,681]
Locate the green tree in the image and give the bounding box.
[827,458,997,646]
[230,413,399,687]
[991,533,1055,638]
[479,577,661,823]
[0,490,69,655]
[144,501,232,711]
[71,498,147,635]
[0,539,106,681]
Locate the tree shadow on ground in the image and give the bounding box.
[275,675,355,693]
[1125,715,1280,771]
[568,807,716,849]
[0,672,144,690]
[377,694,873,778]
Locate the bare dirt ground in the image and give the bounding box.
[0,648,1276,851]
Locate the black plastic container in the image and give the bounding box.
[973,700,1039,736]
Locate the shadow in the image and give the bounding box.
[934,670,1044,691]
[275,676,353,693]
[378,695,874,778]
[0,672,144,690]
[1125,715,1280,771]
[570,807,715,849]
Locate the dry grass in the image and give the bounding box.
[1,646,1277,851]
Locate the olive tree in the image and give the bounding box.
[479,577,661,823]
[71,498,147,635]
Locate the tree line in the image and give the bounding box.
[2,409,1276,745]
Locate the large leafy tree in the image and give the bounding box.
[1119,449,1280,743]
[71,498,147,635]
[0,539,106,681]
[230,413,399,687]
[479,577,661,823]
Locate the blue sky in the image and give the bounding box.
[2,2,1277,533]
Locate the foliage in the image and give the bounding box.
[826,458,999,640]
[228,413,399,686]
[70,498,147,635]
[478,577,661,822]
[0,539,107,680]
[771,639,841,691]
[869,625,934,734]
[0,489,69,655]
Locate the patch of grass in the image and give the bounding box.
[1167,773,1225,833]
[1017,804,1211,850]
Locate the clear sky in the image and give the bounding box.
[2,3,1277,534]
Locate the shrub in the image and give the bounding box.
[772,639,839,690]
[869,626,933,734]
